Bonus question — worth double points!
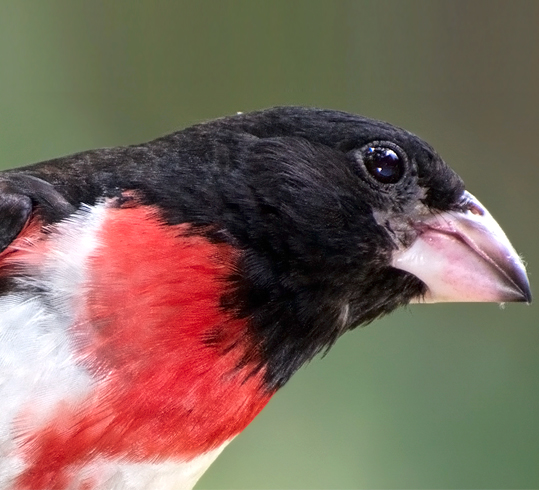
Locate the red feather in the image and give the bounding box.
[16,204,273,490]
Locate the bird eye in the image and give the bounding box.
[363,146,404,184]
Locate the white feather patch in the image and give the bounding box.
[0,204,108,485]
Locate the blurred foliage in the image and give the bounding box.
[0,1,537,488]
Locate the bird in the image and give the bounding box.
[0,106,530,490]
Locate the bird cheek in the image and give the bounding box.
[391,191,531,304]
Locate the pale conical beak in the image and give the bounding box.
[391,191,531,303]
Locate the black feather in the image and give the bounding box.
[4,106,464,388]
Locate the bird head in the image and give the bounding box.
[180,107,530,387]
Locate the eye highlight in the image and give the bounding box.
[363,146,404,184]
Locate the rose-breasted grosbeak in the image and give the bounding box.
[0,107,530,490]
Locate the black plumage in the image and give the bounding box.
[0,107,524,390]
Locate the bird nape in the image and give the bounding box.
[0,107,530,490]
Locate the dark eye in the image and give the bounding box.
[363,146,404,184]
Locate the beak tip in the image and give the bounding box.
[517,285,532,304]
[508,265,532,304]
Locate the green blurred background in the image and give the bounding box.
[0,1,537,488]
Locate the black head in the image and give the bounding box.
[190,107,466,388]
